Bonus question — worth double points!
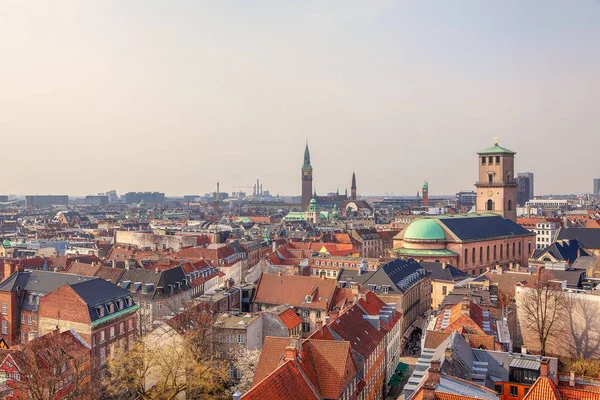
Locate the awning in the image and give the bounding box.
[389,375,403,386]
[395,362,409,374]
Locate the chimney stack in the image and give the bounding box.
[569,371,575,387]
[427,360,442,385]
[521,345,527,355]
[539,358,551,378]
[442,262,447,269]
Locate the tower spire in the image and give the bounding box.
[350,171,357,200]
[303,140,311,168]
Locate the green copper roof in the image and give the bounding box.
[284,212,307,221]
[477,143,515,155]
[303,142,312,168]
[423,181,428,189]
[307,197,318,212]
[404,219,446,241]
[2,239,11,248]
[390,248,458,257]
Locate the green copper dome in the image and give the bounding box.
[307,197,318,212]
[2,239,11,248]
[404,219,445,241]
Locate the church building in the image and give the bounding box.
[391,140,535,274]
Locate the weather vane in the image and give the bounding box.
[494,135,499,145]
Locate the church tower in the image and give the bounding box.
[301,141,313,210]
[422,181,429,207]
[351,172,357,200]
[475,138,517,222]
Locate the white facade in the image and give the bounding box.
[534,222,560,250]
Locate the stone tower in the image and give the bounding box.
[475,138,517,222]
[422,181,429,207]
[351,172,357,200]
[301,141,313,210]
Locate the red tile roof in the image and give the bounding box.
[254,273,337,311]
[242,360,320,400]
[277,308,302,330]
[252,337,289,386]
[524,376,562,400]
[329,305,385,358]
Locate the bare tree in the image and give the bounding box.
[518,271,565,356]
[9,331,91,400]
[232,347,261,394]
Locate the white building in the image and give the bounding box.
[533,222,560,250]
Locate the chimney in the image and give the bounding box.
[569,371,575,387]
[427,360,442,385]
[315,319,323,333]
[539,358,551,378]
[111,259,116,268]
[521,345,527,355]
[461,298,470,315]
[277,270,282,276]
[442,262,447,269]
[284,336,299,361]
[232,392,242,400]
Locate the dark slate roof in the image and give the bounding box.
[547,269,585,288]
[534,239,587,263]
[438,215,532,241]
[557,228,600,249]
[339,258,428,295]
[116,266,189,300]
[69,279,137,323]
[0,271,97,311]
[421,262,470,282]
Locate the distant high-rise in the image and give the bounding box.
[517,172,534,199]
[301,142,313,209]
[517,175,531,206]
[594,179,600,195]
[26,195,69,208]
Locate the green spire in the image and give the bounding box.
[313,187,317,197]
[303,140,312,169]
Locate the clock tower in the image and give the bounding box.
[475,138,517,222]
[301,141,313,210]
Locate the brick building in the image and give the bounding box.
[37,279,138,369]
[0,270,97,345]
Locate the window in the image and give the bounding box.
[120,322,125,335]
[21,314,25,324]
[518,242,522,256]
[524,388,530,396]
[496,156,500,164]
[316,310,322,318]
[508,199,512,211]
[110,326,115,338]
[500,244,503,259]
[28,316,32,325]
[1,321,7,335]
[99,348,106,365]
[487,246,490,261]
[93,336,96,347]
[237,334,245,344]
[382,286,389,294]
[157,302,163,310]
[480,247,483,262]
[488,174,493,184]
[464,249,468,265]
[493,245,497,260]
[487,199,493,210]
[488,156,493,164]
[302,322,311,332]
[228,334,234,343]
[472,249,476,263]
[481,157,486,165]
[128,319,134,331]
[1,303,7,315]
[442,286,447,295]
[301,309,310,318]
[100,330,106,343]
[510,386,518,397]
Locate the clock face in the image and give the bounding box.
[487,190,494,197]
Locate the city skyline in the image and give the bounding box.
[2,1,599,196]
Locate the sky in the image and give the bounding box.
[1,1,599,197]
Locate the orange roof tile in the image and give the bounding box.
[252,337,289,386]
[254,273,337,311]
[277,308,302,330]
[242,360,320,400]
[524,376,562,400]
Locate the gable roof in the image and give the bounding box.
[557,228,600,250]
[329,305,385,358]
[242,360,321,400]
[252,336,290,386]
[254,273,337,310]
[421,262,471,282]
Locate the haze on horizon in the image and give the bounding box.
[1,1,599,198]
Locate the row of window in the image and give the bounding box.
[93,319,134,347]
[495,384,530,397]
[216,333,246,344]
[481,156,501,165]
[463,242,526,266]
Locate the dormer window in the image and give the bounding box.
[117,299,124,309]
[108,303,115,314]
[96,306,105,318]
[304,295,312,303]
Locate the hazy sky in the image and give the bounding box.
[2,1,599,197]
